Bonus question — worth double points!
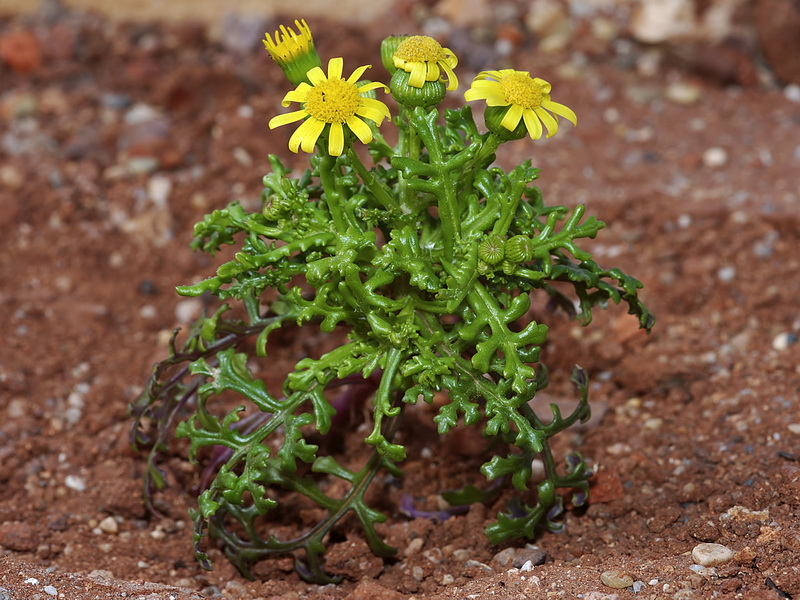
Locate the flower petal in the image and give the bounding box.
[425,62,441,82]
[500,103,524,131]
[408,62,427,88]
[269,109,308,129]
[532,77,552,94]
[328,121,345,156]
[346,115,373,144]
[306,66,327,85]
[439,61,458,91]
[356,98,391,124]
[281,84,311,106]
[358,81,389,95]
[289,117,325,153]
[541,100,577,126]
[348,64,371,84]
[327,57,344,80]
[522,108,543,140]
[534,107,559,137]
[441,47,458,69]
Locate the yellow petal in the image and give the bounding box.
[532,77,552,94]
[346,115,373,144]
[522,109,543,140]
[358,81,389,95]
[289,117,325,153]
[307,66,326,85]
[534,107,559,137]
[327,57,344,80]
[425,62,441,82]
[500,103,524,131]
[281,84,310,106]
[348,64,371,84]
[541,100,577,126]
[269,109,308,129]
[356,98,391,124]
[408,62,427,88]
[441,47,458,69]
[440,61,458,91]
[328,121,345,156]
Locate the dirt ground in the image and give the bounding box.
[2,2,800,600]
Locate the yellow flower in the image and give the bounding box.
[268,57,391,157]
[393,35,458,91]
[263,19,321,86]
[465,70,577,139]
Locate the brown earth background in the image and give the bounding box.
[2,0,800,599]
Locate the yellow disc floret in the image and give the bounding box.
[392,35,458,90]
[500,73,545,110]
[304,79,362,123]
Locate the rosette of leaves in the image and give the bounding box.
[130,106,653,583]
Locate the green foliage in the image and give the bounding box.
[130,37,654,584]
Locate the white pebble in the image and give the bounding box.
[648,579,659,585]
[44,585,58,596]
[702,147,728,168]
[788,424,800,435]
[65,474,86,492]
[140,304,158,319]
[24,577,39,585]
[174,299,202,323]
[785,84,800,103]
[772,332,798,351]
[99,516,119,534]
[717,266,736,282]
[666,81,702,105]
[692,542,735,567]
[520,560,533,572]
[147,174,172,209]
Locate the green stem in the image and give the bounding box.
[346,148,399,212]
[318,154,348,233]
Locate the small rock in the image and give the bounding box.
[44,585,57,596]
[717,266,736,282]
[788,423,800,435]
[175,298,202,323]
[772,332,798,351]
[0,164,24,189]
[493,547,517,566]
[147,174,172,209]
[786,84,800,103]
[666,81,702,105]
[692,542,735,567]
[513,548,547,568]
[702,147,728,168]
[64,474,86,492]
[582,592,619,600]
[601,570,634,589]
[0,521,38,552]
[98,516,119,534]
[0,29,42,74]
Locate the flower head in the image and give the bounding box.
[263,19,322,86]
[268,57,391,157]
[465,70,577,139]
[393,35,458,91]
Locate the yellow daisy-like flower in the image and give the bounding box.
[393,35,458,91]
[465,70,577,139]
[268,57,391,157]
[263,19,321,86]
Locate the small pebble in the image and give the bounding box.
[631,581,646,593]
[772,332,798,351]
[702,147,728,168]
[601,570,634,589]
[692,542,735,567]
[174,298,202,323]
[788,424,800,435]
[717,266,736,282]
[44,585,57,596]
[785,84,800,103]
[98,516,119,534]
[64,474,86,492]
[665,81,702,105]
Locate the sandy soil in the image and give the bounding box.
[1,3,800,600]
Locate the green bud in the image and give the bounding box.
[484,105,527,141]
[501,259,517,275]
[390,69,446,108]
[478,235,505,265]
[380,35,410,74]
[505,235,533,263]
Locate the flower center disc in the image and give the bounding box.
[305,79,361,123]
[500,74,544,110]
[395,36,445,63]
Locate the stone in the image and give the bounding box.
[0,521,38,552]
[98,516,119,534]
[692,542,735,567]
[702,147,728,168]
[600,570,634,589]
[756,0,800,84]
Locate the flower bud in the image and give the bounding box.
[505,235,533,263]
[484,105,527,140]
[390,69,446,108]
[478,235,505,265]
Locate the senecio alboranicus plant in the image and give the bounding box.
[131,20,654,583]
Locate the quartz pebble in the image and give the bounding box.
[773,332,798,351]
[692,542,735,567]
[600,570,634,589]
[702,147,728,168]
[98,516,118,534]
[44,585,58,596]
